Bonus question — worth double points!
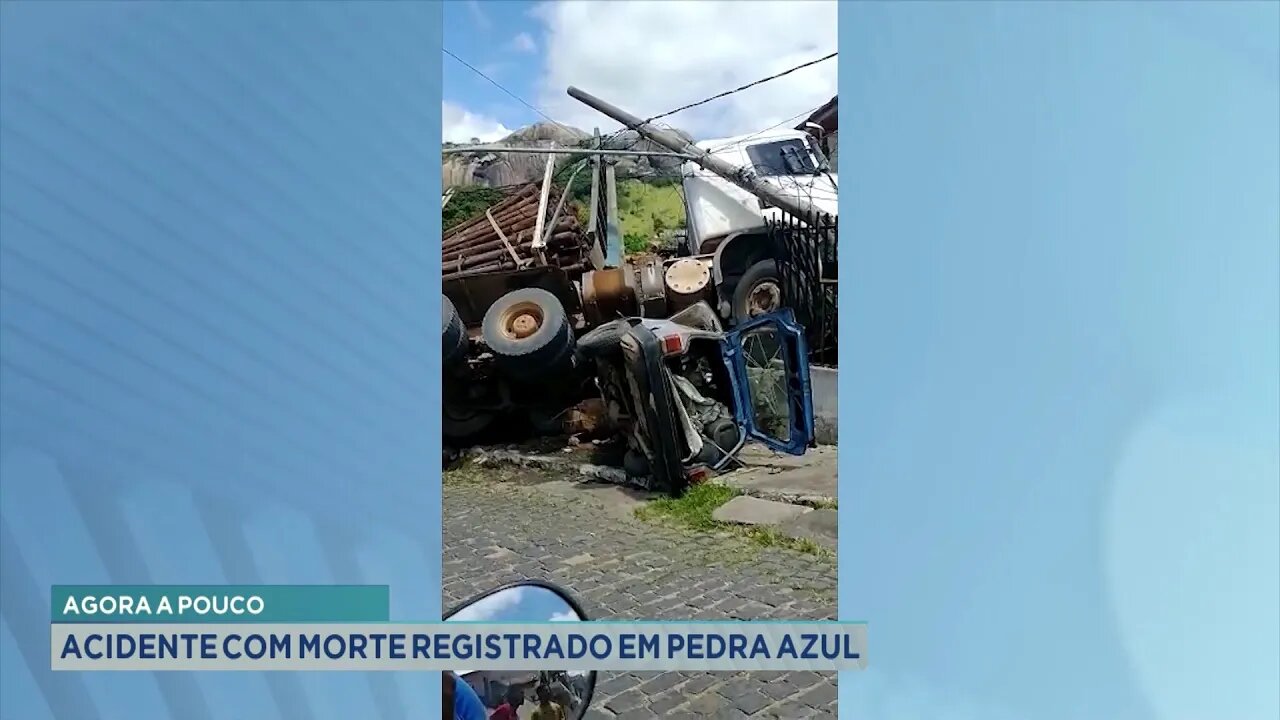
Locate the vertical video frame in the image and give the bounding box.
[441,3,838,716]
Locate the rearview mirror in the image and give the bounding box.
[445,582,597,720]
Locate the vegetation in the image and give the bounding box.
[636,482,830,558]
[445,167,686,258]
[617,179,685,251]
[637,482,738,531]
[443,186,507,230]
[573,176,687,255]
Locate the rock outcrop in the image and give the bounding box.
[443,122,694,189]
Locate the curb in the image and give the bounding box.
[465,447,647,489]
[464,446,832,509]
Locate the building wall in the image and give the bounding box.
[811,365,838,445]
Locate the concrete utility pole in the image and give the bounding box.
[440,145,691,159]
[566,86,820,220]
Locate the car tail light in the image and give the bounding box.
[687,467,711,484]
[660,334,685,356]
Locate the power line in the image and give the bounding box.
[444,44,835,157]
[643,51,837,124]
[442,47,578,137]
[442,46,635,190]
[705,101,831,155]
[446,45,831,191]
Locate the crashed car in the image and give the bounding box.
[577,302,815,494]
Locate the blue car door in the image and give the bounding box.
[720,309,816,455]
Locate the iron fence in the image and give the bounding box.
[770,210,838,366]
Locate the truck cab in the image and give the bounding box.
[679,128,837,323]
[680,128,838,257]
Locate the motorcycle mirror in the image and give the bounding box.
[445,582,597,719]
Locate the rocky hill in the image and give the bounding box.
[442,121,695,189]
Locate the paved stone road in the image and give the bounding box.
[443,470,838,719]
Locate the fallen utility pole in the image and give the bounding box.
[566,86,820,220]
[441,144,693,160]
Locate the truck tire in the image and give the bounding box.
[731,259,783,323]
[443,403,494,441]
[576,319,631,359]
[443,295,468,367]
[482,288,574,379]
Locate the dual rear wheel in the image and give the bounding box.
[442,289,575,441]
[481,287,575,379]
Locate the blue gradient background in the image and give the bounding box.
[0,2,442,719]
[1,2,1277,720]
[838,2,1279,720]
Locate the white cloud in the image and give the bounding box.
[509,32,538,54]
[549,610,579,622]
[529,0,837,140]
[466,0,490,30]
[442,101,513,143]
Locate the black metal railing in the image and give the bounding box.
[770,210,838,366]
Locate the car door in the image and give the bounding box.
[720,308,816,455]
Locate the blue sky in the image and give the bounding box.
[448,584,583,677]
[441,1,838,143]
[447,584,580,624]
[442,0,547,142]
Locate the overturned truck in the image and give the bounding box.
[442,181,592,439]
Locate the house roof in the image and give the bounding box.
[797,96,837,134]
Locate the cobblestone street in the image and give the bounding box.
[443,470,838,719]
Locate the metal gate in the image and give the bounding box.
[770,211,838,366]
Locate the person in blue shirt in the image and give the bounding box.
[444,671,487,720]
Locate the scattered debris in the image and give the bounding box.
[563,398,609,439]
[466,446,640,489]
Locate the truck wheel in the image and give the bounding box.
[443,403,494,440]
[731,259,783,323]
[443,295,468,367]
[482,288,574,378]
[576,319,630,359]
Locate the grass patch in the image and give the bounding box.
[745,527,826,557]
[635,482,831,559]
[636,482,738,531]
[444,459,518,485]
